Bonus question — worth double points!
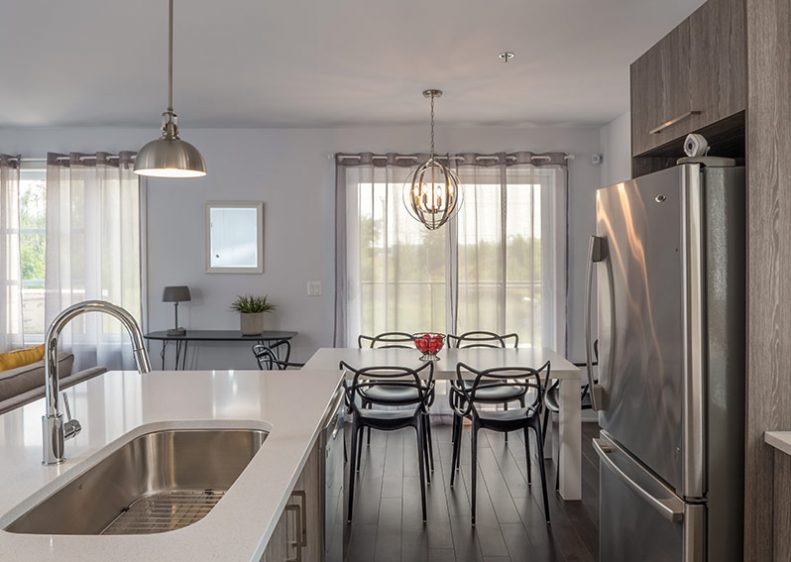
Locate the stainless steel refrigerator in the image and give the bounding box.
[584,163,745,562]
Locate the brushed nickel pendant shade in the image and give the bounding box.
[403,90,463,231]
[134,0,206,178]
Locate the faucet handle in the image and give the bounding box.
[61,393,81,440]
[62,392,72,421]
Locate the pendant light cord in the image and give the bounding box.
[168,0,174,113]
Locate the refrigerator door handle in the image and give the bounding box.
[593,437,685,523]
[585,235,606,411]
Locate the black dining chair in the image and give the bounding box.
[341,360,434,523]
[356,332,435,469]
[447,331,522,443]
[447,330,519,349]
[542,340,598,490]
[450,361,551,526]
[252,340,304,370]
[358,331,415,349]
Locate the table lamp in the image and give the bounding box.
[162,286,191,336]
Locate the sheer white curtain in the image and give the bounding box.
[340,154,449,343]
[455,154,566,350]
[45,152,143,371]
[336,152,567,351]
[0,155,23,352]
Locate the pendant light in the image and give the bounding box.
[134,0,206,178]
[403,89,463,230]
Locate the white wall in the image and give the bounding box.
[0,124,601,367]
[599,111,632,186]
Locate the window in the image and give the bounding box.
[340,154,566,349]
[18,165,46,341]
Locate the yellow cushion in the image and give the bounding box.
[0,345,46,372]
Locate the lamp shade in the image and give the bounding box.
[134,137,206,178]
[162,286,191,302]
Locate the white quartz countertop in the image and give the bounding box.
[0,368,343,562]
[765,431,791,457]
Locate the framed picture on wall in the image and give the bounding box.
[204,201,264,273]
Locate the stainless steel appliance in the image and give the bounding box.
[321,391,345,562]
[585,164,745,562]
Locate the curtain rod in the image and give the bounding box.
[8,155,132,163]
[333,153,574,162]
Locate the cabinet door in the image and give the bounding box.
[631,18,692,156]
[688,0,746,131]
[260,440,323,562]
[631,0,746,158]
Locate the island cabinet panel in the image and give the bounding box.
[261,441,322,562]
[630,0,746,158]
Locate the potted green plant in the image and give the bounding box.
[231,295,275,335]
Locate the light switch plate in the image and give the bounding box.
[307,281,322,296]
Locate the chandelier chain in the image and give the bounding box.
[429,92,435,158]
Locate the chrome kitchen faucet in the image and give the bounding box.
[42,300,151,465]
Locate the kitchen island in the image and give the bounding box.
[0,368,343,562]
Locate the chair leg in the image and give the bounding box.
[530,420,551,523]
[450,414,460,487]
[471,419,479,527]
[542,407,550,442]
[415,420,428,523]
[365,402,372,447]
[426,414,435,473]
[455,419,463,471]
[526,430,532,486]
[356,424,364,473]
[421,418,432,485]
[347,420,359,523]
[504,402,509,443]
[555,420,560,492]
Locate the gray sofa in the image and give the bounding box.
[0,352,107,415]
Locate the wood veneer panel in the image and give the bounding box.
[773,452,791,562]
[746,0,791,559]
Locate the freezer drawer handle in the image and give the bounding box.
[592,438,684,523]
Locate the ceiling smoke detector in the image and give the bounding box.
[498,51,515,63]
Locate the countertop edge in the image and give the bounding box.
[764,431,791,456]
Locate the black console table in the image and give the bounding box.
[143,330,298,370]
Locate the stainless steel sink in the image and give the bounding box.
[5,428,267,535]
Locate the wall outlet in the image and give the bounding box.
[307,281,322,296]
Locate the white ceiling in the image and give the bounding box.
[0,0,705,128]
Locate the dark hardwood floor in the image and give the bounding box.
[345,420,600,562]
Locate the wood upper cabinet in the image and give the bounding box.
[631,0,746,156]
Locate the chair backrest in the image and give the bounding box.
[252,339,292,370]
[447,331,519,349]
[358,332,415,349]
[340,360,434,416]
[453,361,549,418]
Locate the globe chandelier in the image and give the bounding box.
[403,89,463,230]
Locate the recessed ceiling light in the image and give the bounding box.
[498,51,515,63]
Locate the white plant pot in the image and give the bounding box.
[240,312,265,335]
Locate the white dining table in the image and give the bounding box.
[303,346,584,501]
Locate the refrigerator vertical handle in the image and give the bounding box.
[585,235,606,411]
